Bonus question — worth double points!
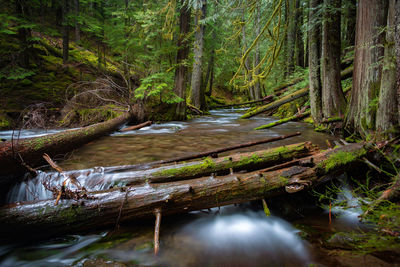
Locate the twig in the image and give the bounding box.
[154,208,162,255]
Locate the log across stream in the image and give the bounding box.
[1,108,371,266]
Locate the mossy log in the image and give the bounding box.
[0,112,133,188]
[53,141,316,188]
[210,95,274,109]
[241,87,309,119]
[0,143,367,240]
[255,111,311,130]
[273,77,304,94]
[321,117,343,123]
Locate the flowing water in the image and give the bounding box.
[1,109,386,267]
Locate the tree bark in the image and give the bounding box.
[0,143,366,240]
[173,0,191,120]
[204,30,216,97]
[120,121,152,132]
[345,0,389,135]
[376,0,399,136]
[190,0,207,109]
[321,0,346,118]
[62,0,70,64]
[308,0,323,123]
[0,112,133,188]
[396,0,400,121]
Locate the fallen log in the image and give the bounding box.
[45,141,315,189]
[103,132,302,172]
[120,121,152,132]
[321,117,343,123]
[0,111,133,188]
[255,111,311,130]
[187,104,203,115]
[0,143,367,240]
[210,95,274,109]
[241,87,309,119]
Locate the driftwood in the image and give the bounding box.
[0,112,133,188]
[241,87,309,119]
[0,143,367,240]
[120,121,152,132]
[211,95,274,109]
[104,132,302,173]
[255,111,311,130]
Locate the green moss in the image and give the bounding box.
[0,114,12,129]
[153,157,217,177]
[318,148,366,173]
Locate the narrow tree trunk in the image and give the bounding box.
[190,0,206,109]
[173,0,191,120]
[62,0,70,64]
[308,0,323,123]
[344,0,356,47]
[287,0,296,74]
[0,143,367,240]
[204,38,215,97]
[253,1,262,100]
[321,0,346,118]
[376,0,398,137]
[345,0,389,135]
[395,0,400,123]
[74,0,80,42]
[295,0,305,68]
[0,112,133,187]
[241,8,254,100]
[15,0,31,68]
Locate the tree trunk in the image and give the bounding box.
[74,0,80,42]
[395,0,400,128]
[376,0,398,137]
[295,0,305,68]
[308,0,323,123]
[190,0,207,109]
[0,112,133,189]
[204,42,215,97]
[321,0,346,118]
[287,0,296,75]
[0,143,367,240]
[62,0,70,64]
[253,1,262,100]
[345,0,388,135]
[173,0,191,120]
[15,0,31,68]
[344,0,356,47]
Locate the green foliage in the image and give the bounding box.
[0,67,35,80]
[135,72,183,104]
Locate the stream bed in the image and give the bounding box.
[0,109,395,266]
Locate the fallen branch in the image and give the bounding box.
[120,121,152,132]
[187,104,203,115]
[254,110,311,130]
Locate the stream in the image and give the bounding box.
[0,109,392,267]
